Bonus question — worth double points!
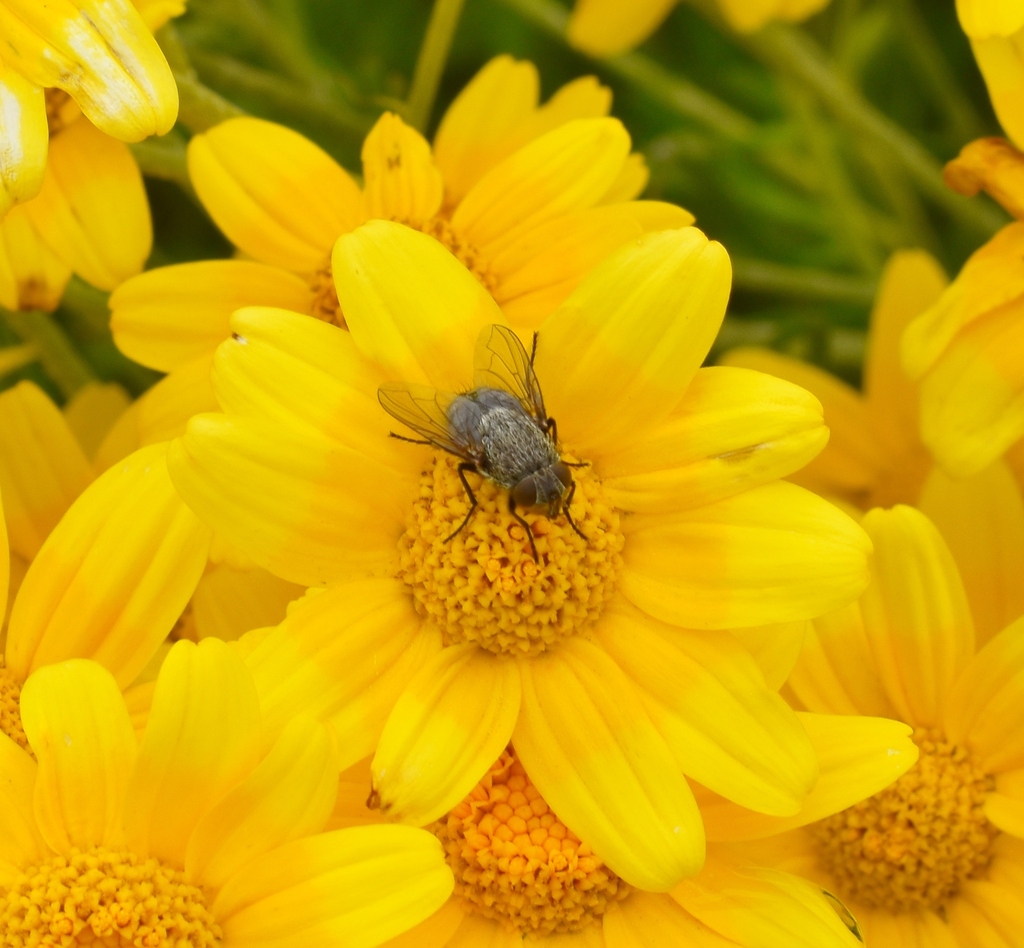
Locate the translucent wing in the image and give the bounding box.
[378,382,481,459]
[473,324,547,424]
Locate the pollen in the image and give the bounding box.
[0,846,221,947]
[308,255,346,327]
[811,727,1000,912]
[432,748,631,936]
[419,216,498,294]
[0,659,29,752]
[398,453,624,657]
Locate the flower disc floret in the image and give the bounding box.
[0,660,28,751]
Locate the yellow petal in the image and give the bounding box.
[190,564,302,642]
[948,877,1024,948]
[567,0,677,55]
[332,220,503,389]
[944,136,1024,220]
[986,769,1024,837]
[507,76,613,150]
[0,62,46,212]
[859,506,974,727]
[603,891,731,948]
[20,659,136,853]
[514,637,704,891]
[0,485,8,622]
[621,481,871,629]
[699,713,918,842]
[957,0,1024,37]
[22,119,151,291]
[371,645,520,825]
[6,443,212,689]
[598,365,828,514]
[94,398,142,472]
[169,413,404,587]
[595,601,817,816]
[0,0,177,141]
[378,899,466,948]
[131,0,186,30]
[0,731,46,882]
[0,380,93,561]
[124,639,262,866]
[536,227,731,459]
[213,825,454,948]
[440,913,523,947]
[452,118,630,259]
[919,461,1024,646]
[244,577,441,769]
[129,353,220,451]
[972,32,1024,149]
[731,621,808,692]
[185,715,340,889]
[599,152,650,205]
[111,260,313,372]
[188,117,362,271]
[62,382,131,462]
[0,204,72,312]
[362,112,443,227]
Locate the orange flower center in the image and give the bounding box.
[432,748,630,935]
[0,847,221,946]
[0,659,28,752]
[398,453,623,657]
[811,727,1000,912]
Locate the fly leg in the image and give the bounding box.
[389,432,432,445]
[444,463,479,543]
[562,482,587,541]
[509,494,540,563]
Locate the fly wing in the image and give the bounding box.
[378,382,479,459]
[473,324,547,423]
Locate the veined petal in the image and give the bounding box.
[509,75,613,147]
[0,204,72,312]
[124,639,263,866]
[0,484,8,620]
[599,365,828,514]
[332,220,503,389]
[188,118,363,271]
[0,732,46,881]
[957,0,1024,37]
[859,506,974,728]
[731,621,807,691]
[362,112,443,226]
[600,152,650,205]
[132,0,186,31]
[621,482,871,630]
[110,260,313,372]
[371,645,520,826]
[63,382,131,462]
[20,659,136,853]
[22,119,150,291]
[169,413,406,587]
[567,0,677,56]
[190,564,302,642]
[134,353,219,446]
[699,713,917,842]
[536,227,731,458]
[185,716,340,890]
[514,638,704,891]
[244,577,441,768]
[987,768,1024,837]
[0,380,93,561]
[944,136,1024,222]
[440,913,522,948]
[919,461,1024,646]
[0,62,46,212]
[6,443,212,689]
[594,601,817,817]
[378,898,465,948]
[0,0,177,140]
[213,825,454,948]
[972,33,1024,150]
[603,891,731,948]
[948,877,1024,948]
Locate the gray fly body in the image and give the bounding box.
[378,324,586,561]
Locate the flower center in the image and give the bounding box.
[0,846,221,946]
[0,659,28,752]
[432,748,631,936]
[811,727,1000,912]
[308,256,346,327]
[45,89,77,137]
[419,216,497,294]
[397,453,623,657]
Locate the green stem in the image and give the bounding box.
[59,278,112,339]
[129,133,194,196]
[731,258,877,304]
[2,310,96,398]
[158,24,245,132]
[407,0,468,131]
[0,343,38,378]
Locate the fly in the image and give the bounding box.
[378,323,586,562]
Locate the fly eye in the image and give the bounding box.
[552,461,572,489]
[513,478,538,508]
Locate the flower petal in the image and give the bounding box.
[20,659,136,853]
[0,204,71,311]
[948,877,1024,948]
[213,825,454,948]
[0,63,46,213]
[244,577,441,768]
[442,913,523,947]
[567,0,677,57]
[536,227,731,458]
[133,353,220,447]
[599,365,828,514]
[730,621,807,692]
[23,119,150,291]
[514,637,704,891]
[595,602,817,817]
[699,712,918,842]
[958,0,1024,38]
[371,645,520,826]
[603,891,728,948]
[110,260,313,372]
[6,443,212,689]
[379,899,467,948]
[188,117,362,270]
[971,34,1024,150]
[621,482,871,629]
[190,564,302,642]
[945,136,1024,221]
[124,639,263,866]
[0,732,45,882]
[986,768,1024,837]
[859,505,974,727]
[62,382,131,462]
[362,112,443,226]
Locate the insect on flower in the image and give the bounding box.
[379,324,587,561]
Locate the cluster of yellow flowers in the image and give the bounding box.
[0,1,1023,948]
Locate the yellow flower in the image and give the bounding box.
[957,0,1024,147]
[0,0,178,213]
[567,0,831,57]
[167,219,872,892]
[710,503,1024,947]
[0,641,453,946]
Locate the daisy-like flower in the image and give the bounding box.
[168,219,873,892]
[0,640,453,946]
[702,502,1024,947]
[566,0,832,57]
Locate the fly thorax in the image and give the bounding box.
[479,407,559,488]
[396,452,624,657]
